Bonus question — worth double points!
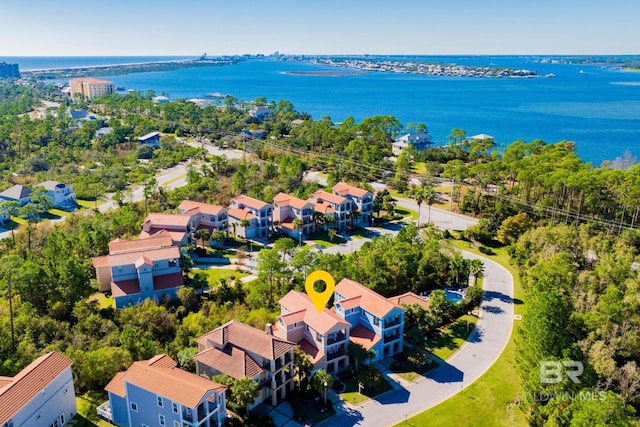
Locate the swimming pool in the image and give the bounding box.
[445,290,463,303]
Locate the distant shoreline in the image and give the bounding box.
[283,70,365,77]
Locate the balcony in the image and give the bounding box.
[385,316,402,328]
[327,332,346,345]
[327,347,347,361]
[260,378,272,389]
[274,374,284,388]
[284,353,292,365]
[263,360,272,370]
[182,409,194,423]
[384,333,400,344]
[96,401,112,422]
[275,359,283,371]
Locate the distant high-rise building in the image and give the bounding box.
[69,77,114,100]
[0,62,20,78]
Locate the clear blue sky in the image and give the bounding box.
[2,0,639,56]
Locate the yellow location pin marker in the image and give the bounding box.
[305,270,335,312]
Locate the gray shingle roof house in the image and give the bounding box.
[0,185,32,206]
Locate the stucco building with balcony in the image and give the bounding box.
[194,320,295,407]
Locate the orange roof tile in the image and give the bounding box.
[105,356,226,408]
[333,182,371,198]
[71,77,113,84]
[134,255,153,269]
[279,291,351,335]
[232,194,270,210]
[143,213,191,228]
[139,229,187,244]
[92,255,109,268]
[0,352,73,424]
[349,324,381,351]
[227,208,256,220]
[178,200,226,216]
[337,295,362,310]
[279,310,307,325]
[111,272,183,297]
[335,278,404,318]
[107,246,180,268]
[194,347,263,379]
[108,233,174,254]
[388,292,430,311]
[197,320,294,361]
[298,339,324,365]
[312,201,335,214]
[309,190,348,206]
[273,192,313,209]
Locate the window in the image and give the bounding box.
[130,402,138,412]
[168,259,177,267]
[159,415,165,426]
[172,402,179,413]
[157,396,163,407]
[173,422,180,427]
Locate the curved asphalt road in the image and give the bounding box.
[324,252,514,427]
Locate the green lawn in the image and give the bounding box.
[412,162,428,174]
[308,231,347,248]
[76,199,104,209]
[339,367,393,405]
[189,268,249,286]
[426,313,478,361]
[391,357,438,382]
[396,242,527,427]
[88,292,114,310]
[76,391,113,427]
[395,207,419,221]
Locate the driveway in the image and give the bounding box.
[321,252,514,426]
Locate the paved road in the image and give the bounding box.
[323,252,514,427]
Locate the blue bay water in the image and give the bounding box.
[15,56,640,165]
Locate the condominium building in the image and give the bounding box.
[272,192,315,239]
[101,355,227,427]
[195,320,295,407]
[228,195,273,239]
[332,182,374,227]
[69,77,114,100]
[0,352,76,427]
[276,291,351,374]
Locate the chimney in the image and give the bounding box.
[265,323,273,335]
[222,325,229,345]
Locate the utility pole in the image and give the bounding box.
[8,275,15,353]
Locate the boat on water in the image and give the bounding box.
[545,73,556,78]
[206,92,231,98]
[199,52,207,60]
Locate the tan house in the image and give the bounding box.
[308,190,352,231]
[194,320,295,407]
[332,182,374,226]
[228,195,273,239]
[178,200,228,241]
[272,192,315,239]
[92,232,183,309]
[139,213,193,246]
[276,291,351,374]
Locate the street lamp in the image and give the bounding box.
[467,311,472,333]
[323,381,328,406]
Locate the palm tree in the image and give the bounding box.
[347,342,368,374]
[468,259,484,287]
[311,369,334,406]
[240,219,251,239]
[423,186,437,224]
[450,254,468,287]
[411,186,426,228]
[212,230,226,249]
[230,377,259,414]
[292,217,304,246]
[143,178,158,215]
[195,228,211,249]
[294,346,313,392]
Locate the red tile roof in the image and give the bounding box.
[0,352,73,424]
[311,201,335,214]
[335,278,404,318]
[227,208,256,221]
[333,182,371,198]
[232,194,270,210]
[105,355,226,408]
[139,229,187,244]
[349,324,381,351]
[279,291,351,335]
[178,200,226,216]
[106,246,180,268]
[197,320,294,361]
[309,190,347,206]
[143,213,191,229]
[194,347,263,379]
[110,272,183,297]
[273,192,313,209]
[298,339,324,365]
[108,232,173,254]
[388,292,430,311]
